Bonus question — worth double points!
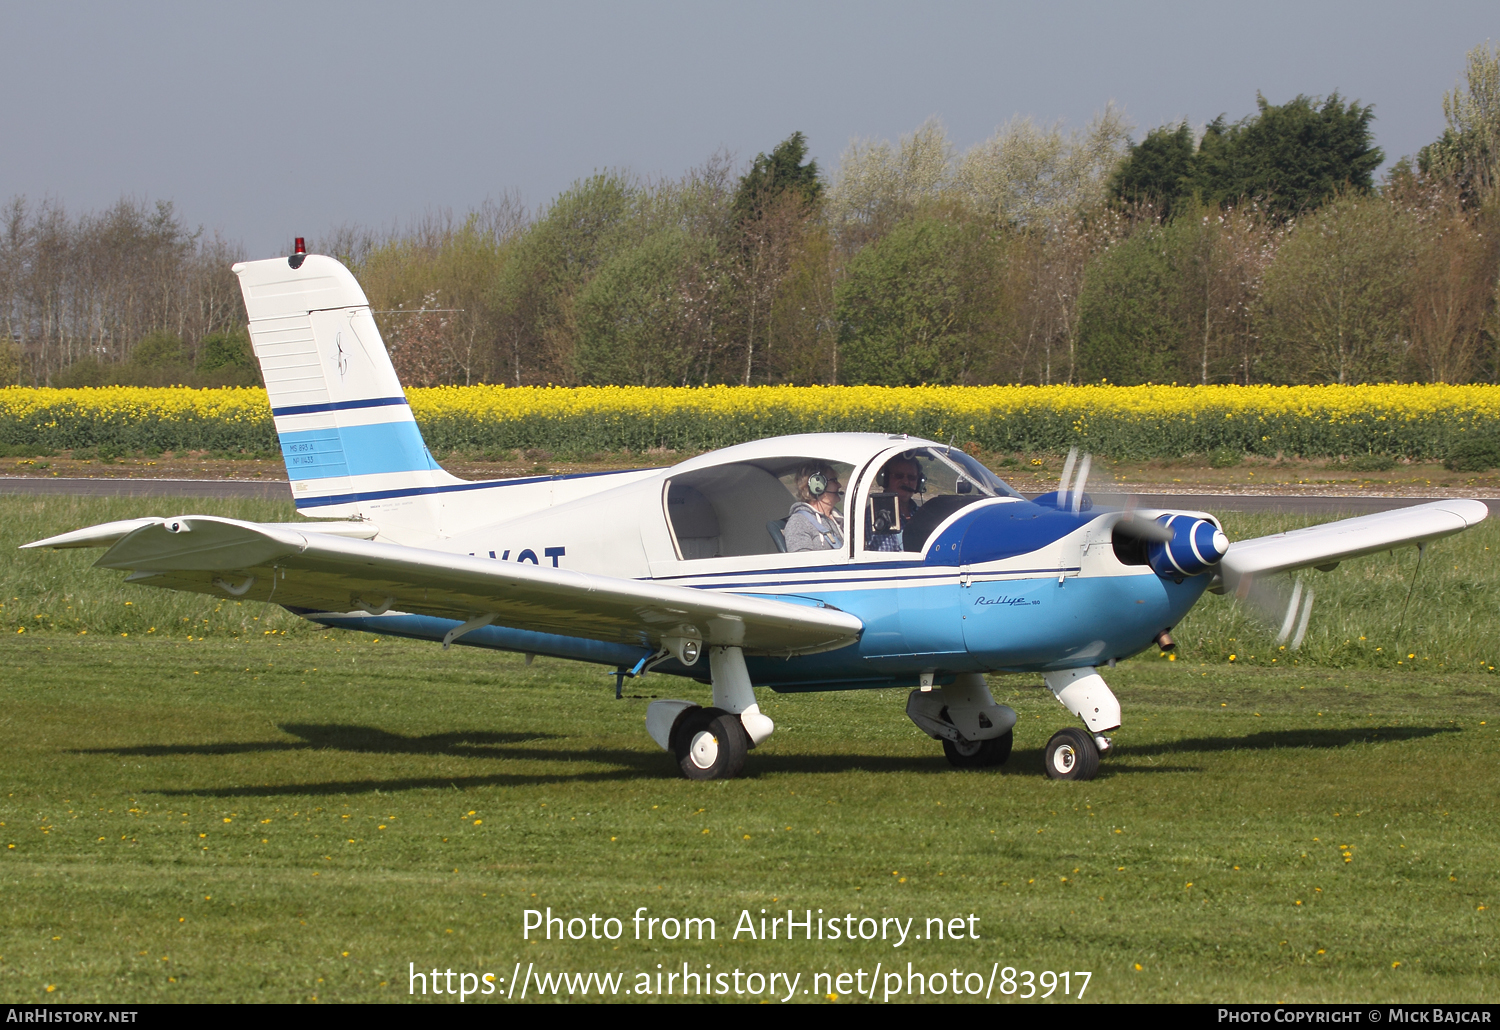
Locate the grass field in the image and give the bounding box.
[1,497,1496,1004]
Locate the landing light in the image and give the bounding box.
[662,633,702,667]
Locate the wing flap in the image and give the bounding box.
[1220,499,1488,581]
[92,516,862,656]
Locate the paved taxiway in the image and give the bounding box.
[1,476,1493,517]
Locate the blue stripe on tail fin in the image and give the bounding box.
[279,421,442,481]
[232,254,461,539]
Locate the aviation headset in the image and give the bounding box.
[807,471,831,497]
[877,454,926,493]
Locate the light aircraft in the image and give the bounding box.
[24,249,1490,782]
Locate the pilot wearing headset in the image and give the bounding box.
[868,453,923,551]
[785,463,845,552]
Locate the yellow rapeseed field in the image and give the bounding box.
[1,383,1496,459]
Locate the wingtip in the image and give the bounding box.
[20,518,164,550]
[1427,497,1490,527]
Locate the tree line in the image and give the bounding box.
[4,42,1498,390]
[0,197,255,387]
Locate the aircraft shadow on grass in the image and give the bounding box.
[75,725,563,759]
[1118,724,1458,758]
[74,722,1148,795]
[83,722,1385,797]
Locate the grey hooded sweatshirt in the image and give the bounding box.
[784,501,844,552]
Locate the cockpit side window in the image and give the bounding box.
[666,483,721,560]
[665,458,853,560]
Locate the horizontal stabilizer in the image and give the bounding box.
[1220,499,1488,587]
[22,519,379,551]
[86,516,863,658]
[20,518,164,551]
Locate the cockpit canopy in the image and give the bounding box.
[662,438,1021,561]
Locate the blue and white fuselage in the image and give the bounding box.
[305,431,1216,693]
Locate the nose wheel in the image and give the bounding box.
[1044,728,1101,781]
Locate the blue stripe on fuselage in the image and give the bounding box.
[291,467,647,507]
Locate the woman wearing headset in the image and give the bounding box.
[784,462,845,552]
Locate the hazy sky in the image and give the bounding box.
[3,1,1494,256]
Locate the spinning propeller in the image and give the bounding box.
[1051,447,1177,546]
[1220,568,1317,650]
[1044,447,1459,654]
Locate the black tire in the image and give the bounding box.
[672,707,749,781]
[1043,728,1100,781]
[942,730,1013,769]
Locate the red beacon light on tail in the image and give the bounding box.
[289,237,307,269]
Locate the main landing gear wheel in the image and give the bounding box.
[672,707,749,781]
[1044,728,1100,781]
[942,729,1013,769]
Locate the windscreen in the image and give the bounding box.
[863,447,1021,553]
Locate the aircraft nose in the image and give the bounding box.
[1149,516,1230,578]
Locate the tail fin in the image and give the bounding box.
[233,253,461,539]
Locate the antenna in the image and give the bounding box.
[1395,541,1428,639]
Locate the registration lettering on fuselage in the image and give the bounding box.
[470,546,567,567]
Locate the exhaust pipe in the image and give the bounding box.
[1155,630,1175,652]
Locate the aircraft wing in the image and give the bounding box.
[1219,498,1488,586]
[24,516,862,657]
